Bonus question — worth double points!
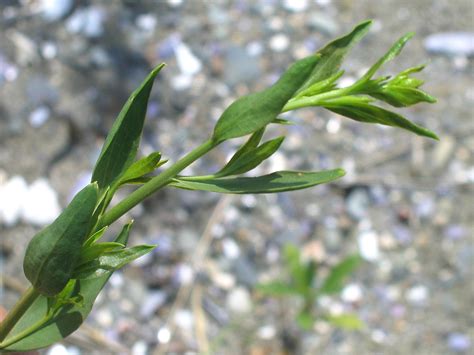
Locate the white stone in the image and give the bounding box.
[39,0,73,21]
[29,106,50,127]
[174,309,194,331]
[226,287,252,314]
[341,283,363,303]
[283,0,308,12]
[358,229,380,261]
[258,325,276,339]
[136,14,157,32]
[222,238,241,260]
[47,344,69,355]
[405,285,429,305]
[132,341,148,355]
[175,43,202,76]
[0,176,28,226]
[269,34,290,52]
[21,178,61,226]
[157,327,171,343]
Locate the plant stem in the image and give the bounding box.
[98,138,218,229]
[0,287,39,342]
[0,313,53,349]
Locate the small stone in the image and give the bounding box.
[447,333,471,352]
[358,229,380,262]
[175,42,202,76]
[405,285,429,306]
[136,14,157,32]
[341,283,363,303]
[444,225,467,240]
[0,176,28,226]
[226,287,252,314]
[308,14,339,36]
[224,46,261,86]
[257,325,276,339]
[222,238,241,259]
[140,291,167,319]
[29,106,50,127]
[132,341,148,355]
[269,34,290,52]
[424,32,474,57]
[41,42,58,59]
[47,344,69,355]
[21,178,61,226]
[371,329,387,344]
[157,327,171,344]
[66,6,106,38]
[282,0,308,12]
[39,0,73,21]
[346,188,370,221]
[174,309,194,331]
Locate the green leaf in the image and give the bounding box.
[216,136,284,177]
[82,226,108,248]
[212,55,320,141]
[91,64,165,191]
[23,183,99,296]
[171,169,345,194]
[294,70,344,98]
[283,244,307,292]
[3,223,134,352]
[296,312,314,330]
[326,314,364,330]
[319,255,362,295]
[322,96,439,140]
[295,20,372,95]
[360,32,414,81]
[72,245,155,280]
[76,242,125,267]
[371,86,437,107]
[225,128,265,167]
[256,281,300,296]
[118,152,164,185]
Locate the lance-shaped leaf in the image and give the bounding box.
[321,96,439,140]
[72,244,155,280]
[76,242,125,266]
[216,136,284,177]
[212,55,319,142]
[23,183,99,297]
[170,169,345,194]
[226,128,265,166]
[326,314,364,330]
[294,20,372,95]
[83,226,108,248]
[117,152,164,185]
[360,32,415,82]
[319,255,362,295]
[256,281,301,296]
[294,70,344,99]
[3,222,134,352]
[91,64,165,190]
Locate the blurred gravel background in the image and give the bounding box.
[0,0,473,354]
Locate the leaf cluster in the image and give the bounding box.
[257,245,363,331]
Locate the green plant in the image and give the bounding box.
[0,20,437,351]
[257,244,363,330]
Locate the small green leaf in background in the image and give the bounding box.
[91,64,165,191]
[294,20,372,95]
[216,136,284,177]
[327,314,364,330]
[283,244,309,292]
[296,312,315,330]
[4,222,135,352]
[256,281,300,296]
[319,255,362,295]
[23,183,99,297]
[212,55,319,141]
[171,169,345,194]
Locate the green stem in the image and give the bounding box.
[282,87,354,112]
[0,287,39,342]
[97,138,218,229]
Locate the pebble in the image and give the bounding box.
[346,188,370,221]
[175,42,202,76]
[282,0,309,12]
[341,283,363,303]
[157,327,171,344]
[139,291,167,319]
[222,238,241,259]
[21,179,61,226]
[257,325,277,339]
[308,14,339,36]
[66,6,106,38]
[224,46,261,86]
[39,0,73,22]
[226,287,252,314]
[447,332,471,352]
[405,285,429,306]
[358,228,380,262]
[29,106,50,127]
[269,34,290,52]
[0,176,28,226]
[132,340,148,355]
[424,32,474,57]
[174,309,194,331]
[47,344,69,355]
